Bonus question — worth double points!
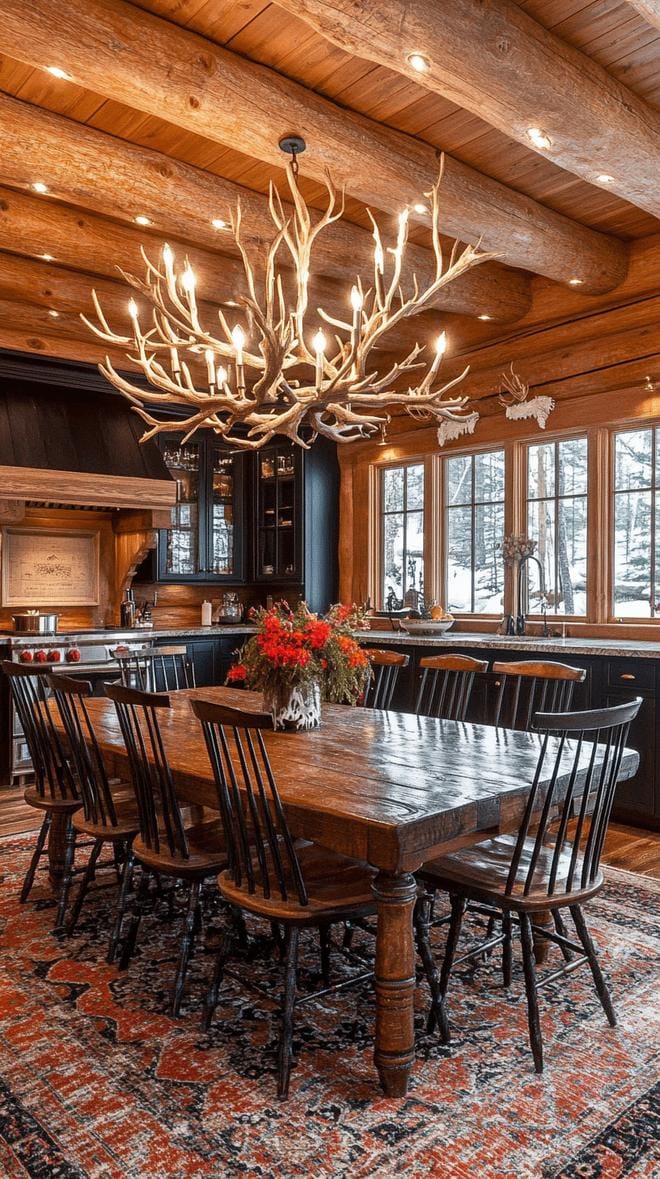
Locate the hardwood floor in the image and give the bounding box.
[1,788,658,877]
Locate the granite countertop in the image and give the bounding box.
[0,625,255,644]
[359,630,660,660]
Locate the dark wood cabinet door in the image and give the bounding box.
[605,688,657,822]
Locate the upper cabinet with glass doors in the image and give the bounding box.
[158,434,244,581]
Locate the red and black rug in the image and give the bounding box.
[0,834,658,1178]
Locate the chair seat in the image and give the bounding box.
[23,786,81,814]
[420,833,603,911]
[219,841,378,924]
[73,791,140,841]
[132,817,228,879]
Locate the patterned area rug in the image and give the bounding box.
[0,835,658,1179]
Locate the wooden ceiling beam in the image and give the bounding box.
[277,0,660,219]
[0,95,530,325]
[0,0,627,292]
[626,2,660,33]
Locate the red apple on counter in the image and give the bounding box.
[19,650,33,663]
[34,650,47,663]
[66,648,81,663]
[47,650,61,662]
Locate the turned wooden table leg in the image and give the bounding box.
[48,812,68,886]
[532,908,553,964]
[372,869,418,1097]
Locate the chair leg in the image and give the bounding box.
[519,911,543,1073]
[119,868,151,970]
[342,920,355,951]
[553,908,574,962]
[570,904,617,1028]
[172,879,201,1017]
[53,819,77,933]
[429,893,466,1041]
[502,911,513,989]
[278,926,299,1101]
[319,922,331,987]
[107,846,135,965]
[415,891,446,1040]
[20,813,51,903]
[66,838,102,936]
[202,927,235,1032]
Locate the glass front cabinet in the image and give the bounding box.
[255,444,302,582]
[158,435,244,582]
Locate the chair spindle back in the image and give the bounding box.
[48,675,119,827]
[506,697,641,899]
[1,660,77,800]
[104,682,189,858]
[362,649,409,709]
[191,699,307,906]
[415,654,489,721]
[491,660,586,731]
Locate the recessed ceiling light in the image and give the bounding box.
[46,66,72,81]
[40,253,54,262]
[478,314,492,321]
[31,181,49,194]
[211,217,228,230]
[135,214,151,226]
[48,309,60,318]
[596,173,614,184]
[569,277,584,286]
[407,52,430,73]
[224,299,239,308]
[412,202,428,215]
[527,127,552,150]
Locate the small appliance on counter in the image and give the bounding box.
[214,591,243,624]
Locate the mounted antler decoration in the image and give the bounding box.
[498,365,555,430]
[83,145,492,450]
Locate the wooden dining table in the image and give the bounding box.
[50,686,638,1098]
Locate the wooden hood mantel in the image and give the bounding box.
[0,351,176,514]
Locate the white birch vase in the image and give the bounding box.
[263,681,321,731]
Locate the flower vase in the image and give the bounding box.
[263,680,321,731]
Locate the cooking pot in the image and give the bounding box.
[11,611,60,634]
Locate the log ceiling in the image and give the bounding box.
[0,0,657,417]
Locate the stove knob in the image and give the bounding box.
[34,650,47,663]
[19,649,34,663]
[66,648,81,663]
[47,650,61,662]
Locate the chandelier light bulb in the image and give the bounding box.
[313,329,327,354]
[128,298,139,319]
[435,331,447,356]
[217,365,228,386]
[350,286,363,312]
[162,243,174,267]
[181,266,196,292]
[231,324,245,354]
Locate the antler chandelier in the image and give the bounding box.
[84,141,491,449]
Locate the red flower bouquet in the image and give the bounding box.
[227,601,370,725]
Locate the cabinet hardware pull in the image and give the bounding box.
[620,673,636,681]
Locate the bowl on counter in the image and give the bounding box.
[399,618,454,636]
[11,611,60,635]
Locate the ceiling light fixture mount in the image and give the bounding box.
[85,146,492,449]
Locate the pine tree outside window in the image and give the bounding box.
[613,427,660,618]
[381,463,425,609]
[525,436,588,616]
[444,449,505,614]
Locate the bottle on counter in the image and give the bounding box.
[120,588,136,629]
[201,599,213,627]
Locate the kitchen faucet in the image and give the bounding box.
[516,554,549,636]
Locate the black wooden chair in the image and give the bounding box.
[149,645,196,692]
[191,698,377,1099]
[104,681,228,1015]
[415,654,489,720]
[362,649,409,709]
[416,697,641,1072]
[490,659,586,730]
[1,660,81,929]
[47,675,140,961]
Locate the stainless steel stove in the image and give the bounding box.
[6,633,153,780]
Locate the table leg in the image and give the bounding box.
[48,812,68,886]
[372,870,418,1097]
[533,909,553,964]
